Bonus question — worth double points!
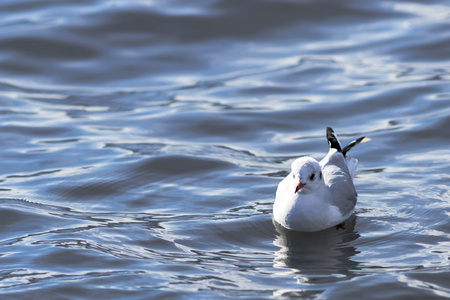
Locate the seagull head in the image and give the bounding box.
[291,157,323,194]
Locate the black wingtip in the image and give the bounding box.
[326,127,342,153]
[327,127,366,156]
[342,136,365,156]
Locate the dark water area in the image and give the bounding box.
[0,0,449,299]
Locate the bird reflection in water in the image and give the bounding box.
[272,215,360,294]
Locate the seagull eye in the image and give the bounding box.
[309,173,315,180]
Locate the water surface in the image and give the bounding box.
[0,0,449,299]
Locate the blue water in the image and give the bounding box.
[0,0,449,299]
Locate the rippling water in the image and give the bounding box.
[0,0,449,298]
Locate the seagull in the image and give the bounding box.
[273,127,366,232]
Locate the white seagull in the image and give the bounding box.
[273,127,366,232]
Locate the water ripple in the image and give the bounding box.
[1,0,450,298]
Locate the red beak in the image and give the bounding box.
[295,181,305,194]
